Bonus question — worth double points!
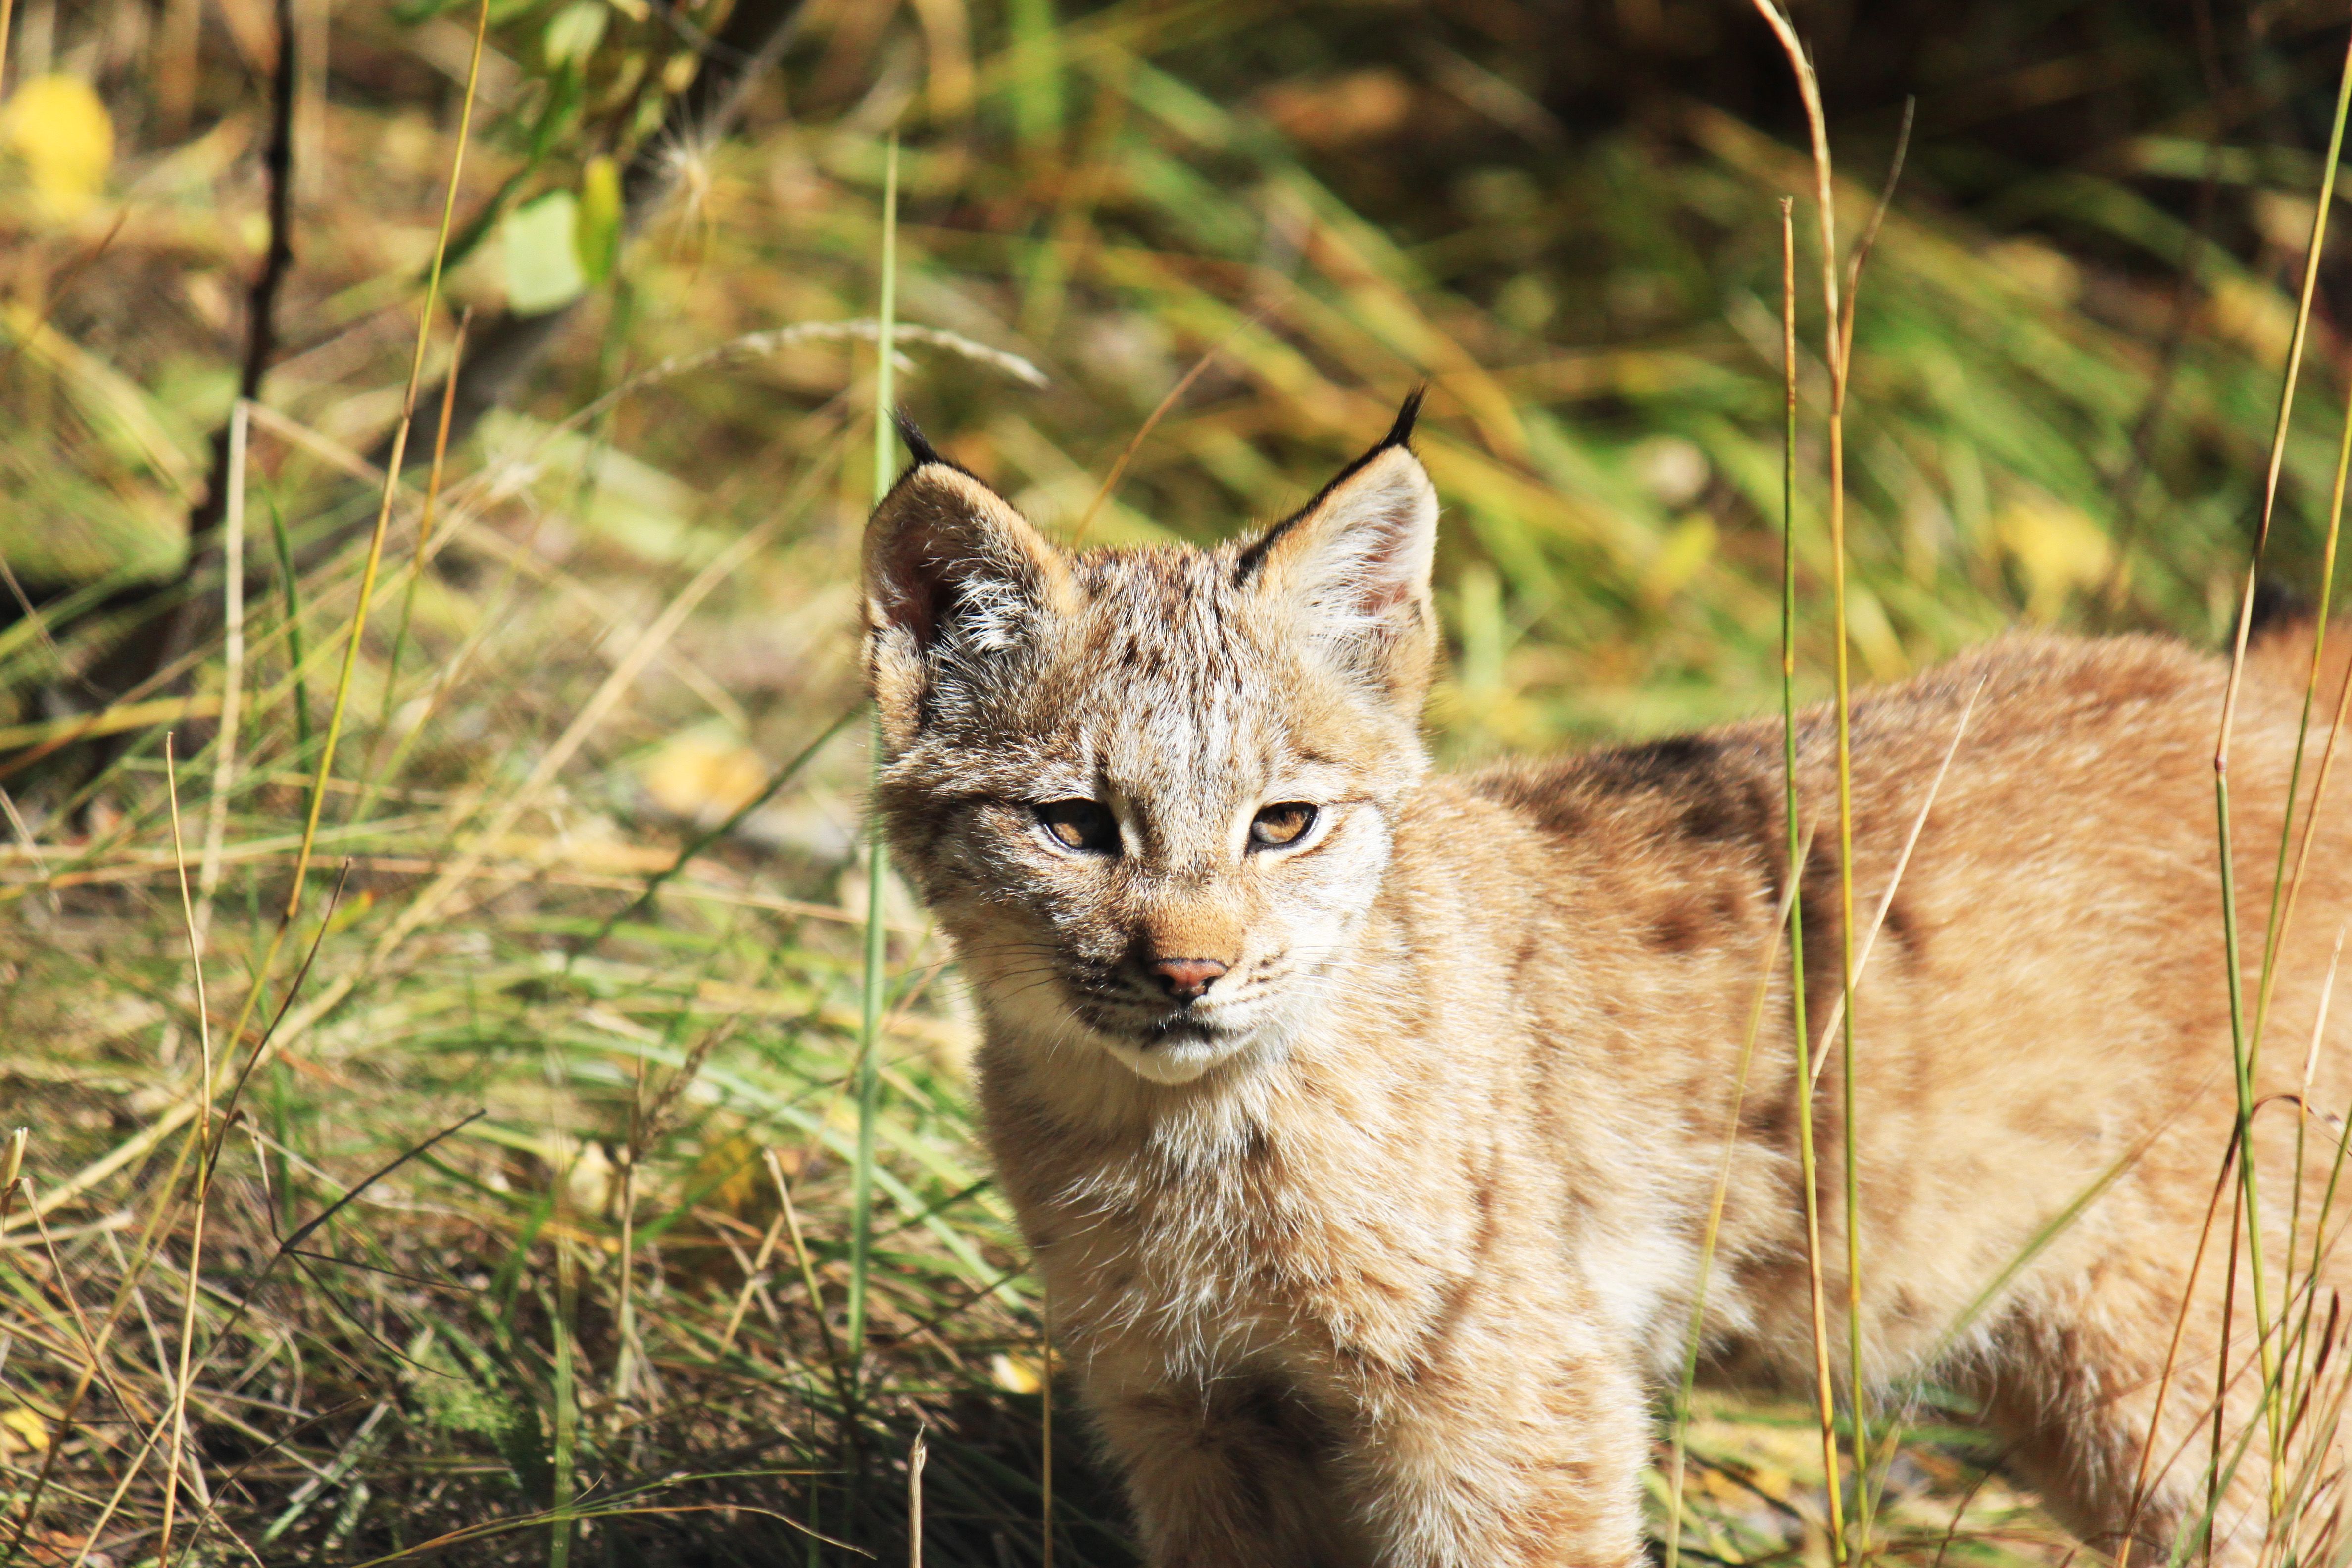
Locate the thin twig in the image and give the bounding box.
[156,738,217,1566]
[142,0,299,695]
[1069,309,1265,545]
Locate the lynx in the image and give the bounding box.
[861,394,2352,1565]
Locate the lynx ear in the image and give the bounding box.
[863,437,1075,749]
[1238,392,1439,709]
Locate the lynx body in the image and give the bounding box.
[861,405,2352,1565]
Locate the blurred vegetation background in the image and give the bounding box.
[4,0,2352,1562]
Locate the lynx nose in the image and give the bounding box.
[1149,957,1229,1001]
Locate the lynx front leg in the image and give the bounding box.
[1091,1375,1368,1568]
[1340,1316,1651,1568]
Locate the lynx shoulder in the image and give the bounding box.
[862,400,2352,1567]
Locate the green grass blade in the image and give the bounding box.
[847,130,901,1387]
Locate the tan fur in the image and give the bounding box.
[863,419,2352,1565]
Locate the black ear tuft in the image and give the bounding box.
[1378,385,1427,454]
[893,407,948,470]
[1237,386,1431,582]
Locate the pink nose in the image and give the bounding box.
[1150,957,1229,1001]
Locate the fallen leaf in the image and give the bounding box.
[990,1353,1043,1395]
[0,75,114,218]
[503,190,588,316]
[0,1404,50,1456]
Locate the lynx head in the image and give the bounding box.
[862,395,1440,1085]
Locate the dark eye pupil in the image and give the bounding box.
[1251,804,1316,847]
[1037,800,1117,852]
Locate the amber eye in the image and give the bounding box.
[1249,803,1318,850]
[1035,799,1119,854]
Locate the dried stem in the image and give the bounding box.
[1766,186,1846,1556]
[2209,18,2352,1496]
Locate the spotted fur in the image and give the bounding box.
[862,412,2352,1565]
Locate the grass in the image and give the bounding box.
[8,0,2352,1562]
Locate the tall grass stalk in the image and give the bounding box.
[1748,18,1921,1551]
[550,1232,581,1568]
[2261,356,2352,1527]
[2115,1136,2240,1568]
[1663,828,1808,1568]
[848,129,902,1384]
[195,399,250,949]
[2251,284,2352,1084]
[908,1426,928,1567]
[268,504,310,754]
[2280,928,2345,1490]
[1743,10,1867,1550]
[38,1130,209,1568]
[2208,24,2352,1512]
[0,1129,23,1229]
[1767,191,1845,1557]
[218,0,490,1061]
[358,305,472,811]
[12,33,495,1551]
[156,737,214,1568]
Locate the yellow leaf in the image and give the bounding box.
[0,75,114,218]
[989,1353,1043,1395]
[2206,274,2296,369]
[690,1133,767,1221]
[1995,496,2111,622]
[0,1405,50,1456]
[501,190,587,316]
[576,155,622,285]
[639,727,767,826]
[1641,513,1716,604]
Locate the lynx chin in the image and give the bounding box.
[861,392,2352,1566]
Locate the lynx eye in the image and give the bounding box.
[1249,802,1318,850]
[1035,799,1119,854]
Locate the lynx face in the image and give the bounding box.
[863,404,1440,1083]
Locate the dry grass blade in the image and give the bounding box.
[907,1426,927,1568]
[1664,821,1813,1568]
[0,1129,24,1230]
[156,737,216,1568]
[216,0,492,1089]
[1808,675,1983,1085]
[194,398,251,951]
[18,4,2344,1561]
[1069,308,1266,545]
[1745,4,1872,1547]
[2204,18,2352,1502]
[257,498,805,1069]
[359,305,473,807]
[1765,184,1846,1558]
